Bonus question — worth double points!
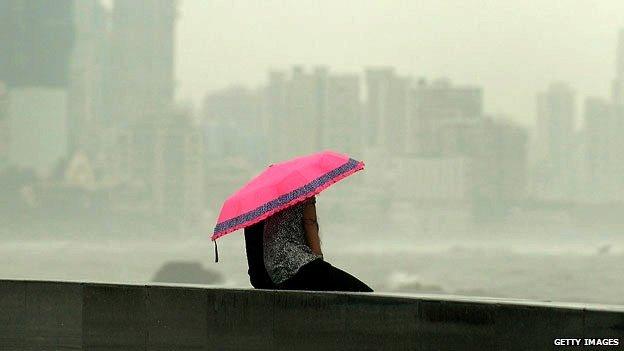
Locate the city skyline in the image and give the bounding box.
[1,0,623,209]
[2,0,623,207]
[2,0,624,307]
[176,0,624,128]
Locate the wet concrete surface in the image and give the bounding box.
[1,279,623,350]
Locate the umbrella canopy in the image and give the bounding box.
[212,150,365,243]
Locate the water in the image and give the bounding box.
[2,198,622,305]
[1,233,622,306]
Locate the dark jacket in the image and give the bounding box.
[244,220,277,289]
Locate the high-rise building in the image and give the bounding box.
[582,98,617,202]
[202,86,265,165]
[364,68,409,154]
[284,66,324,157]
[0,1,75,176]
[264,66,363,162]
[264,66,359,162]
[323,74,362,157]
[67,0,110,156]
[115,108,204,220]
[407,78,483,155]
[609,28,624,202]
[0,81,8,169]
[391,156,471,203]
[534,82,576,200]
[571,29,624,204]
[471,117,528,219]
[435,118,484,157]
[264,70,289,162]
[7,88,69,176]
[612,28,624,105]
[0,0,75,88]
[535,82,576,169]
[107,0,177,125]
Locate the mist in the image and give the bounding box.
[177,0,624,127]
[1,0,623,306]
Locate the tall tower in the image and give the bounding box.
[0,0,75,175]
[68,0,109,156]
[583,97,618,202]
[534,82,576,200]
[0,82,8,169]
[364,68,409,154]
[612,28,624,105]
[610,28,624,202]
[107,0,177,125]
[0,0,75,89]
[407,78,483,155]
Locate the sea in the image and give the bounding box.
[1,214,622,306]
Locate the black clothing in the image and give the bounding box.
[244,221,276,289]
[244,220,372,292]
[276,258,373,292]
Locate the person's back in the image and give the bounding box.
[261,196,373,292]
[262,199,322,285]
[244,221,275,289]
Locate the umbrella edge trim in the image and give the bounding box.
[211,158,364,240]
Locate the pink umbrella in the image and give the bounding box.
[211,150,365,261]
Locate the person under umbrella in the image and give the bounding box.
[213,150,373,292]
[249,195,372,292]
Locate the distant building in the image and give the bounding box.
[364,68,409,153]
[565,29,624,204]
[609,28,624,202]
[67,0,110,157]
[264,70,289,162]
[407,78,483,155]
[0,1,75,176]
[612,28,624,105]
[391,156,471,203]
[265,66,323,161]
[533,82,576,200]
[115,109,204,220]
[323,74,362,158]
[583,98,620,201]
[7,88,69,177]
[202,118,225,162]
[107,0,177,125]
[311,66,329,153]
[0,82,8,169]
[283,66,324,157]
[264,66,362,162]
[397,116,527,220]
[0,0,75,88]
[471,117,528,219]
[202,86,265,166]
[436,118,484,157]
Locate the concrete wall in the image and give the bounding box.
[1,279,623,350]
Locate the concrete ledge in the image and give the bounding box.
[1,279,623,350]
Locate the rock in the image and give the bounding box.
[152,260,224,285]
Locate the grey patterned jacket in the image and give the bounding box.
[263,197,322,285]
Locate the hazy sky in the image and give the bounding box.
[175,0,624,127]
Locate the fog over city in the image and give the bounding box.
[1,0,623,306]
[176,1,624,126]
